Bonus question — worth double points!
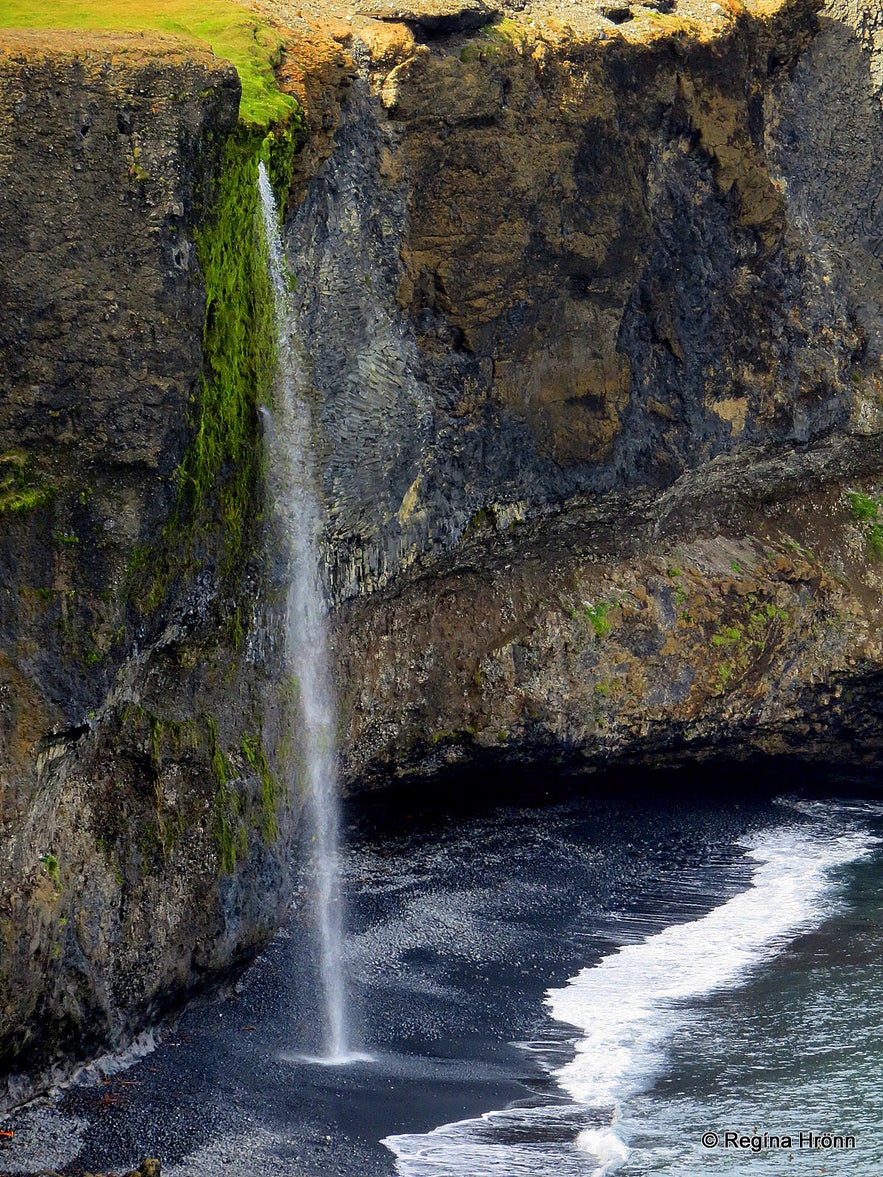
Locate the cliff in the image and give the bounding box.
[261,0,883,782]
[0,30,295,1104]
[1,0,883,1101]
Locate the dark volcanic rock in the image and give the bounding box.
[355,0,498,33]
[284,0,882,605]
[278,0,883,784]
[0,31,293,1108]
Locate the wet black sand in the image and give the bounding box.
[0,779,813,1177]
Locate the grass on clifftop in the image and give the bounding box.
[0,0,297,127]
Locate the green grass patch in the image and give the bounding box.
[846,489,883,559]
[711,625,742,647]
[459,16,522,61]
[0,0,299,128]
[847,490,879,523]
[486,16,522,43]
[584,600,616,640]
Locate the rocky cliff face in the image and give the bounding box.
[256,0,883,783]
[335,437,883,784]
[0,32,294,1105]
[276,0,882,596]
[2,0,883,1104]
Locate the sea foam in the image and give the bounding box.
[385,823,872,1176]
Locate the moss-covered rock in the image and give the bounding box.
[0,31,297,1106]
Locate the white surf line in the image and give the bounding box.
[384,822,874,1177]
[548,824,874,1172]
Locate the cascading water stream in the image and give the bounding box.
[257,161,349,1063]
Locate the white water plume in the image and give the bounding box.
[257,162,349,1062]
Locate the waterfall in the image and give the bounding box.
[257,161,349,1062]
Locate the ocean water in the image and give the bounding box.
[2,777,882,1177]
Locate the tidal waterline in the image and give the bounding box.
[3,779,882,1175]
[383,815,874,1175]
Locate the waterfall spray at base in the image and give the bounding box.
[257,162,355,1064]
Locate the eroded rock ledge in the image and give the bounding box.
[334,434,883,784]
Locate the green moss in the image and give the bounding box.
[486,17,522,43]
[205,713,230,786]
[0,451,54,517]
[847,490,878,523]
[83,640,103,666]
[214,778,248,873]
[126,546,151,575]
[430,730,456,744]
[711,626,742,647]
[134,122,301,614]
[149,715,162,768]
[183,128,275,550]
[0,485,53,514]
[227,604,244,650]
[129,146,149,183]
[584,600,616,640]
[205,714,246,872]
[39,852,60,886]
[846,489,883,560]
[242,732,280,841]
[262,125,304,214]
[710,595,791,694]
[459,17,523,63]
